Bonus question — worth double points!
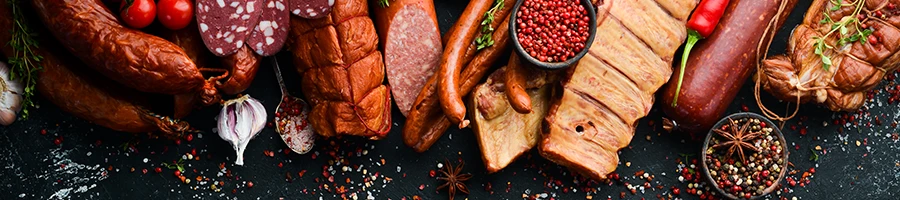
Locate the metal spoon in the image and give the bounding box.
[271,57,316,154]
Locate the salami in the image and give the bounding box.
[248,0,290,56]
[372,0,442,117]
[197,0,262,56]
[289,0,333,19]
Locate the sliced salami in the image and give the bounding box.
[196,0,262,57]
[289,0,333,19]
[248,0,290,56]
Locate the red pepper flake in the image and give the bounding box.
[247,181,254,188]
[141,168,148,174]
[418,184,425,191]
[429,170,436,178]
[40,129,47,135]
[174,170,181,177]
[185,133,193,142]
[672,187,680,195]
[53,137,62,145]
[155,167,162,173]
[799,128,808,136]
[298,170,306,178]
[278,162,283,168]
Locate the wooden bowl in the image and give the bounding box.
[701,112,789,200]
[508,0,597,70]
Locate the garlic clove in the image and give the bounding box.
[217,95,267,166]
[0,61,24,126]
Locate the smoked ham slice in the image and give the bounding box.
[540,0,697,180]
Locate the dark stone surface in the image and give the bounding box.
[2,0,899,199]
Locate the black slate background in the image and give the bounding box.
[2,0,900,199]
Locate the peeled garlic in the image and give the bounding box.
[0,61,24,126]
[217,95,267,165]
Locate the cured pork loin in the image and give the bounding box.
[288,0,392,139]
[540,0,698,180]
[759,0,900,111]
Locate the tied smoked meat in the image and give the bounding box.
[759,0,900,111]
[288,0,392,139]
[540,0,698,180]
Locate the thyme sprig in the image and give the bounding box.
[377,0,390,8]
[475,0,504,50]
[5,0,41,120]
[813,0,869,71]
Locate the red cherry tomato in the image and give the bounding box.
[157,0,194,30]
[120,0,156,29]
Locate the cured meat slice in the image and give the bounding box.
[288,0,391,139]
[248,0,290,56]
[197,0,262,56]
[540,0,695,180]
[289,0,333,19]
[373,0,442,116]
[470,67,554,173]
[652,0,699,21]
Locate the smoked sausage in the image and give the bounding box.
[437,0,496,128]
[372,0,442,117]
[504,52,533,113]
[659,0,797,135]
[0,1,191,138]
[32,0,220,106]
[219,45,262,95]
[404,15,513,152]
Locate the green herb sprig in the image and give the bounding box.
[813,0,869,71]
[377,0,390,8]
[475,0,504,50]
[6,0,41,120]
[162,158,186,172]
[809,149,819,161]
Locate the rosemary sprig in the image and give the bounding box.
[5,0,42,120]
[813,0,869,71]
[377,0,390,8]
[475,0,504,50]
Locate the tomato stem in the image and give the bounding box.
[672,30,702,107]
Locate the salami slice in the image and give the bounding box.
[248,0,290,56]
[196,0,262,57]
[289,0,333,19]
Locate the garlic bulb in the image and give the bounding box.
[217,95,267,165]
[0,61,24,126]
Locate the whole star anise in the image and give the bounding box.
[712,118,762,163]
[437,159,472,200]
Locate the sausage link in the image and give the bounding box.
[436,0,496,128]
[0,1,191,138]
[219,45,262,95]
[31,0,218,104]
[504,52,533,113]
[404,15,512,152]
[659,0,798,135]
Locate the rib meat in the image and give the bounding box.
[540,0,697,180]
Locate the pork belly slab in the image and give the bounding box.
[540,0,697,180]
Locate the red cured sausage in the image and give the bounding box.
[196,0,262,56]
[219,45,263,95]
[32,0,220,106]
[249,0,291,56]
[0,1,191,138]
[437,0,496,128]
[372,0,442,117]
[659,0,797,135]
[290,0,333,19]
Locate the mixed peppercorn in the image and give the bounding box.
[706,117,785,199]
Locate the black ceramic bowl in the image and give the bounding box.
[509,0,597,70]
[701,112,789,200]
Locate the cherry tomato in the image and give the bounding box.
[120,0,156,29]
[157,0,194,30]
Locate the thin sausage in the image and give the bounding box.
[437,0,496,128]
[219,45,262,95]
[659,0,797,135]
[0,1,191,138]
[504,52,532,113]
[404,15,512,152]
[32,0,218,106]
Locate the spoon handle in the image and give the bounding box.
[270,57,290,96]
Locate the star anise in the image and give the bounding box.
[712,118,762,163]
[437,159,472,200]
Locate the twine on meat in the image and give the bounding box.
[754,0,797,122]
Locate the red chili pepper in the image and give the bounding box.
[672,0,730,106]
